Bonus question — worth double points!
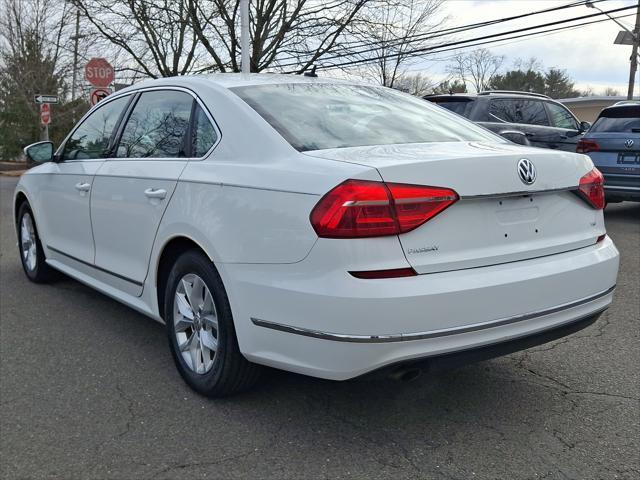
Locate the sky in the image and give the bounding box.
[406,0,638,95]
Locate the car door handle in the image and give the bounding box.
[75,182,91,192]
[144,188,167,199]
[525,132,535,137]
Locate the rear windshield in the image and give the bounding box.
[590,106,640,133]
[231,84,500,151]
[426,98,475,117]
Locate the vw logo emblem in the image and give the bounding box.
[625,139,634,149]
[517,158,536,185]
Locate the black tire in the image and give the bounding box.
[16,202,57,283]
[164,249,261,397]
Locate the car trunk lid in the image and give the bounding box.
[305,141,604,273]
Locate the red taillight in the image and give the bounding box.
[577,168,605,210]
[576,139,600,153]
[310,179,458,238]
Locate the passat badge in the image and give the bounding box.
[517,158,536,185]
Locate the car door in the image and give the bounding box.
[35,94,132,264]
[485,97,556,149]
[545,100,583,152]
[89,88,217,295]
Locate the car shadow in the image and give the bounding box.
[604,201,640,222]
[41,268,551,417]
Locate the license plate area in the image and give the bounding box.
[618,153,640,164]
[494,195,539,225]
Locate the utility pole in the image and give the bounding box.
[70,9,81,122]
[240,0,250,74]
[627,0,640,100]
[588,0,640,99]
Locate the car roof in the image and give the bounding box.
[120,73,367,93]
[200,73,363,88]
[598,103,640,116]
[425,91,551,100]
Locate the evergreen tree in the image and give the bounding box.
[431,79,468,95]
[488,69,546,94]
[544,68,580,99]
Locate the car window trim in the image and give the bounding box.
[57,93,135,163]
[106,86,221,162]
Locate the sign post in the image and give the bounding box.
[85,58,114,105]
[40,103,51,141]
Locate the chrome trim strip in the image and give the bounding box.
[604,185,640,191]
[56,85,221,163]
[460,186,577,200]
[251,285,615,343]
[47,245,143,286]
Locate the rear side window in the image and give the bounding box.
[62,95,130,160]
[590,106,640,133]
[428,98,475,117]
[116,90,193,158]
[546,102,578,130]
[489,98,549,126]
[191,105,218,157]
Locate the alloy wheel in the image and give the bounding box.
[173,273,219,374]
[20,213,37,272]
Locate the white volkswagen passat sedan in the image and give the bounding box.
[15,75,619,396]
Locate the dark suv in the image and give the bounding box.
[424,91,591,152]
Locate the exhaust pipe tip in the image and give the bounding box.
[389,367,422,382]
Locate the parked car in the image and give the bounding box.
[577,102,640,203]
[424,91,591,151]
[15,75,619,397]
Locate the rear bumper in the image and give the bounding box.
[604,185,640,201]
[603,173,640,201]
[226,237,619,380]
[364,309,603,379]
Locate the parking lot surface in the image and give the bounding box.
[1,175,638,480]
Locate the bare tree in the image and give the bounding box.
[603,86,620,96]
[513,57,543,72]
[393,72,434,96]
[1,0,75,76]
[74,0,201,78]
[447,48,504,92]
[0,0,84,156]
[190,0,373,73]
[352,0,444,88]
[74,0,378,76]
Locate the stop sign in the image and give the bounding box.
[40,103,51,125]
[85,58,114,88]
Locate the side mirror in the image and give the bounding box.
[24,141,54,163]
[579,121,591,133]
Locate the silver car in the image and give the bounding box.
[577,102,640,203]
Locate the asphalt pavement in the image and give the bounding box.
[1,175,638,480]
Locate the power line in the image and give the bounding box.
[274,0,607,67]
[408,13,635,62]
[287,4,635,71]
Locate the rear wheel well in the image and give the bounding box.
[156,237,209,320]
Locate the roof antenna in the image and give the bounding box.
[304,65,318,77]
